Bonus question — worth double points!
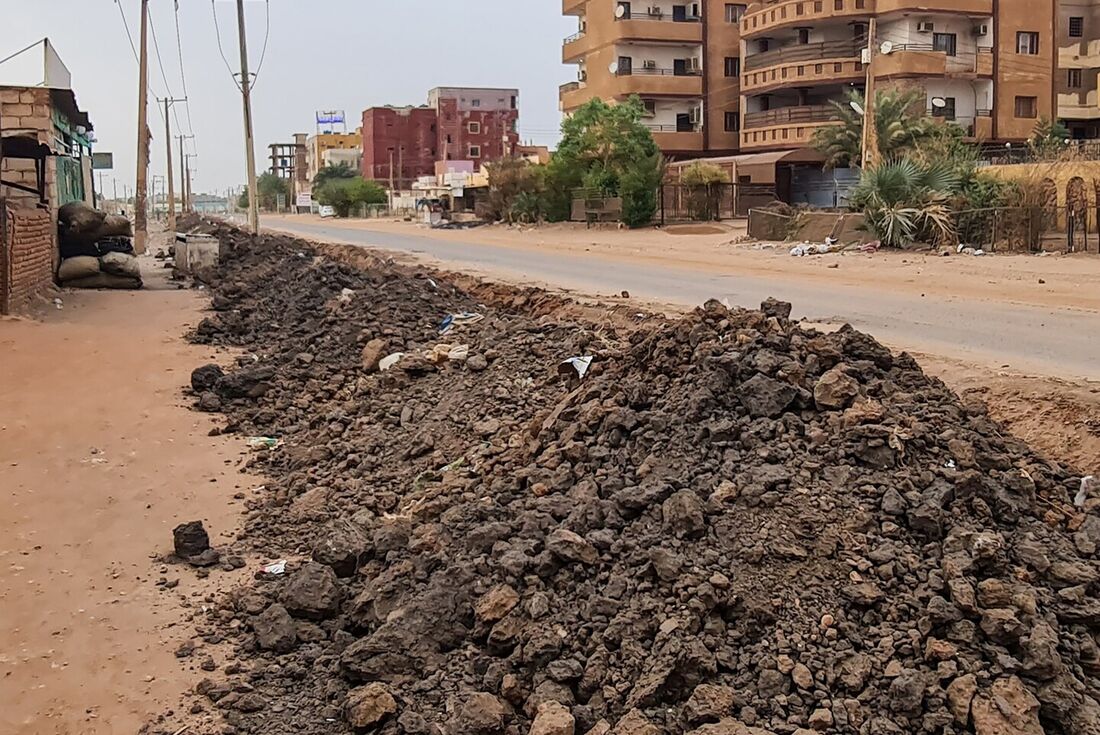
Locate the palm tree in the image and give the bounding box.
[848,159,961,247]
[813,88,941,168]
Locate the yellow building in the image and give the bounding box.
[306,129,363,184]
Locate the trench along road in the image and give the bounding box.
[262,216,1100,383]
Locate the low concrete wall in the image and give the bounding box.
[748,209,869,243]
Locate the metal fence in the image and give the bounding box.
[659,183,778,223]
[979,141,1100,166]
[954,205,1100,253]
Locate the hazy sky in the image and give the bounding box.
[4,1,574,196]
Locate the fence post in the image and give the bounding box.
[660,186,665,227]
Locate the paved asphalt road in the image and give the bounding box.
[262,216,1100,380]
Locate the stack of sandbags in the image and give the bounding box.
[56,202,142,289]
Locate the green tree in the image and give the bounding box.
[312,163,359,190]
[237,186,249,210]
[315,176,387,217]
[543,96,664,226]
[813,88,941,168]
[487,158,546,223]
[680,161,730,186]
[1029,117,1071,159]
[256,172,291,210]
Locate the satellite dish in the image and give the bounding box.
[930,97,947,108]
[608,61,619,75]
[880,41,894,55]
[615,3,627,18]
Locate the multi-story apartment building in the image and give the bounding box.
[1057,0,1100,138]
[305,130,363,185]
[362,87,521,189]
[561,0,1068,159]
[559,0,745,158]
[738,0,1057,152]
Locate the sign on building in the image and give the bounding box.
[91,152,114,170]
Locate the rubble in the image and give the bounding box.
[178,222,1100,735]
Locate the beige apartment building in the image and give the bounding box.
[562,0,1072,159]
[739,0,1057,152]
[1058,0,1100,138]
[560,0,745,157]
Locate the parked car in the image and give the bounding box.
[319,205,336,218]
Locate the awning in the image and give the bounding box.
[670,148,827,168]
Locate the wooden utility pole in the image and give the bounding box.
[860,17,879,169]
[134,0,150,253]
[162,98,184,234]
[236,0,259,234]
[185,154,196,210]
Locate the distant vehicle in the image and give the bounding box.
[319,205,336,218]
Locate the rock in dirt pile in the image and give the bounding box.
[176,222,1100,735]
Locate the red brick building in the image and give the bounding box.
[361,87,520,189]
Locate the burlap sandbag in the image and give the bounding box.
[58,201,106,234]
[64,273,142,290]
[57,255,101,282]
[100,251,142,279]
[95,215,133,238]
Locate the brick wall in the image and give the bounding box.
[0,87,56,211]
[2,204,55,313]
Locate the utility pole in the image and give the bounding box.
[236,0,260,234]
[185,154,196,210]
[162,98,185,234]
[176,134,192,211]
[860,17,879,169]
[134,0,150,253]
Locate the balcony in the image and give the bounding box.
[559,81,591,111]
[744,37,866,72]
[741,105,841,150]
[614,68,704,97]
[614,14,703,44]
[742,0,870,40]
[927,109,993,140]
[563,31,592,64]
[744,58,864,93]
[875,0,991,14]
[563,0,586,15]
[874,45,993,79]
[645,124,705,151]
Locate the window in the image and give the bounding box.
[642,99,657,116]
[1070,16,1084,37]
[933,32,957,56]
[1069,68,1083,88]
[1015,95,1038,118]
[1017,31,1039,54]
[471,99,481,107]
[834,0,842,8]
[932,97,956,120]
[510,95,517,109]
[798,28,810,44]
[468,121,481,134]
[724,3,746,22]
[724,111,741,131]
[724,56,741,76]
[814,0,822,10]
[469,145,481,158]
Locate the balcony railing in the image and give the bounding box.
[564,30,586,44]
[645,123,701,132]
[620,67,702,76]
[743,105,841,129]
[617,10,701,21]
[744,37,866,72]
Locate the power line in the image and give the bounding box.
[148,7,184,136]
[251,0,271,89]
[211,0,244,92]
[115,0,166,126]
[172,0,197,143]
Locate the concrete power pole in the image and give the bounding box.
[860,17,879,170]
[162,98,184,234]
[185,154,196,211]
[236,0,260,235]
[134,0,150,254]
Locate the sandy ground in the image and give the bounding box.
[0,259,256,735]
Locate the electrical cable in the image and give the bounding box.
[173,0,197,145]
[211,0,244,92]
[250,0,271,89]
[115,0,166,126]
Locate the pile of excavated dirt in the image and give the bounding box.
[171,222,1100,735]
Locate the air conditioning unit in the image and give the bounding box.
[643,59,658,69]
[917,20,935,33]
[972,23,989,36]
[649,5,663,15]
[690,57,702,70]
[689,107,702,124]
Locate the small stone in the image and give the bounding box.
[253,603,297,653]
[360,339,388,372]
[792,663,813,690]
[467,354,489,372]
[814,365,860,410]
[808,708,833,730]
[475,585,521,624]
[173,520,210,558]
[346,683,397,730]
[530,701,575,735]
[970,676,1042,735]
[546,529,598,565]
[280,562,342,620]
[946,674,977,725]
